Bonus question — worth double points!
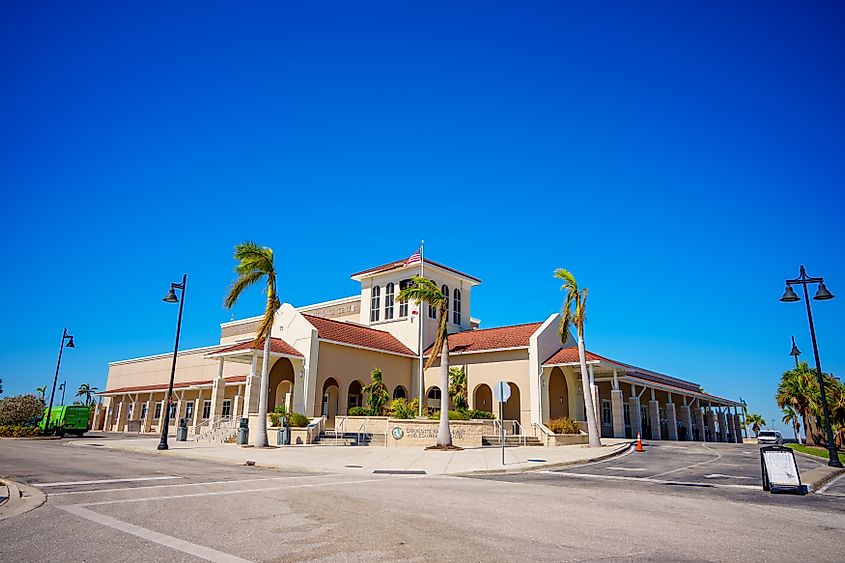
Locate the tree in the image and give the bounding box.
[36,386,47,402]
[448,367,468,412]
[224,241,280,448]
[745,413,766,438]
[0,394,45,425]
[776,362,822,446]
[76,383,98,406]
[362,368,390,415]
[555,268,601,447]
[782,406,801,443]
[397,276,453,447]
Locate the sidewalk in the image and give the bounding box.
[72,435,631,476]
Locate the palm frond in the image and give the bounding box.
[224,270,264,309]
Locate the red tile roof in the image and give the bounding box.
[302,314,416,356]
[543,346,701,393]
[101,375,247,395]
[214,337,303,358]
[350,258,481,283]
[425,322,543,354]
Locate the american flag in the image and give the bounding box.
[405,247,422,266]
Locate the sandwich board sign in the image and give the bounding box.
[760,445,806,495]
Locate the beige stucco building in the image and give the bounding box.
[96,257,743,445]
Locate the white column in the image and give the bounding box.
[648,396,662,441]
[733,411,744,443]
[665,401,678,440]
[705,408,716,442]
[192,389,203,427]
[210,359,226,419]
[243,351,260,415]
[679,398,693,441]
[611,388,625,438]
[629,384,642,438]
[694,405,706,441]
[717,409,729,442]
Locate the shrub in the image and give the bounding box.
[547,417,581,435]
[347,406,372,417]
[428,410,470,420]
[466,409,495,420]
[387,398,419,419]
[0,394,45,426]
[287,412,310,427]
[273,405,287,415]
[0,425,41,438]
[269,413,283,427]
[362,368,390,415]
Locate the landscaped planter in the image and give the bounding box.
[544,433,589,446]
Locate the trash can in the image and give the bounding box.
[237,417,249,445]
[176,417,188,441]
[276,426,290,446]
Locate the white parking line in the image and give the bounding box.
[542,471,759,490]
[59,505,251,563]
[48,475,316,496]
[648,444,723,479]
[32,476,181,487]
[77,477,400,507]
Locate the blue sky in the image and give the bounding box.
[1,2,843,435]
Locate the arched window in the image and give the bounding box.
[399,279,410,317]
[370,285,380,322]
[392,386,407,399]
[428,281,437,319]
[385,282,395,320]
[453,289,461,325]
[441,285,449,320]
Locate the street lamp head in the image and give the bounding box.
[780,285,800,302]
[813,282,834,301]
[162,287,179,303]
[65,335,75,348]
[789,337,801,358]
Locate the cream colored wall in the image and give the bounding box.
[106,349,245,391]
[313,342,414,417]
[424,349,531,427]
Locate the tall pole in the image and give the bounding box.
[799,278,842,468]
[158,273,187,451]
[44,328,68,435]
[417,240,425,417]
[60,381,66,405]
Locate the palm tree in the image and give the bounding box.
[362,368,390,415]
[555,268,601,447]
[36,385,47,402]
[224,241,280,448]
[76,383,98,406]
[776,362,820,446]
[745,413,766,438]
[782,406,801,443]
[397,276,453,447]
[448,367,468,412]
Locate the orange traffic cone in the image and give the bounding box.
[635,432,644,452]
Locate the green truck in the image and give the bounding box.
[38,405,90,437]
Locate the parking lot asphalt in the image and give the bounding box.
[2,438,843,562]
[474,441,845,510]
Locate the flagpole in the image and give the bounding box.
[418,240,424,417]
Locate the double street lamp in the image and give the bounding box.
[158,274,187,451]
[780,265,842,468]
[45,328,75,435]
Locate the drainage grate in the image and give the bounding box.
[344,465,363,468]
[527,459,547,463]
[663,482,713,488]
[372,469,427,475]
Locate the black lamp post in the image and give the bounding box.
[780,265,842,468]
[158,273,187,451]
[45,328,75,435]
[789,336,801,369]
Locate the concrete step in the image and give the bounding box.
[482,435,543,446]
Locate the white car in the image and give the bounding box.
[757,430,783,445]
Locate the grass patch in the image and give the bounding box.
[787,443,845,464]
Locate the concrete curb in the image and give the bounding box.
[449,442,632,477]
[0,480,47,521]
[787,448,845,493]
